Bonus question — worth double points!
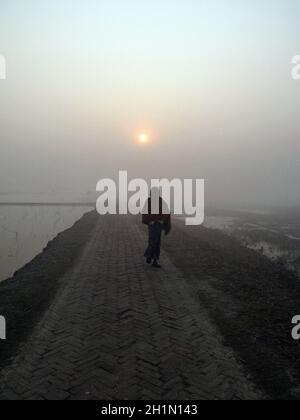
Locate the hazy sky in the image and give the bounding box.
[0,0,299,207]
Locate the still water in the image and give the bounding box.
[0,205,93,282]
[204,213,300,277]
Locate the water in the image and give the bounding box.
[0,205,93,282]
[204,216,238,231]
[205,211,300,277]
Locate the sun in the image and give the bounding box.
[139,133,149,144]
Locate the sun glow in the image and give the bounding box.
[139,133,149,144]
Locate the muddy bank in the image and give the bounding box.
[0,210,98,371]
[163,221,300,400]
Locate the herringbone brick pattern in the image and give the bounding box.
[0,216,262,400]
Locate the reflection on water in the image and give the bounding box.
[204,216,238,231]
[205,212,300,277]
[0,206,93,282]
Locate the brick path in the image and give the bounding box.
[0,216,263,400]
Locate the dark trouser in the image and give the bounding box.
[144,222,163,261]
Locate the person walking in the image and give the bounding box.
[142,188,171,268]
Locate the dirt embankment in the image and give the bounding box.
[164,221,300,400]
[1,213,300,399]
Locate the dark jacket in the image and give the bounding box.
[142,197,171,234]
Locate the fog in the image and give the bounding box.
[0,0,299,209]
